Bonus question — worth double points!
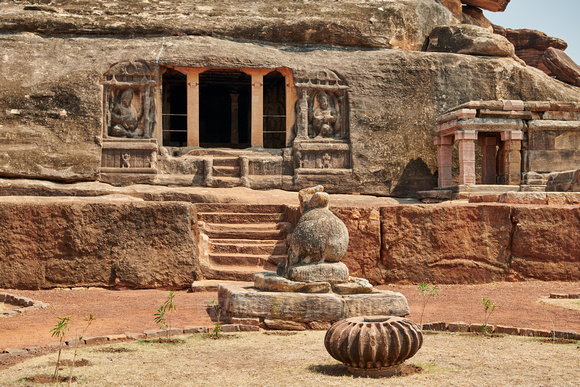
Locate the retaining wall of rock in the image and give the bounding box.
[0,198,202,289]
[1,199,577,289]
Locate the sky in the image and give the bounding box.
[485,0,580,65]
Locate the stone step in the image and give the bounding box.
[209,253,286,267]
[210,240,287,255]
[198,212,286,224]
[196,203,286,214]
[201,222,290,240]
[212,157,239,167]
[202,264,277,282]
[213,165,240,177]
[207,177,241,188]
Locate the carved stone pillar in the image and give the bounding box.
[230,93,239,145]
[456,130,477,185]
[242,69,272,148]
[434,136,453,188]
[501,130,523,185]
[478,136,498,185]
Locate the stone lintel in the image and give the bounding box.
[218,283,409,323]
[455,130,477,141]
[444,100,504,113]
[436,119,458,136]
[503,100,524,111]
[434,136,453,146]
[528,120,580,131]
[478,109,532,120]
[501,130,524,141]
[456,118,525,131]
[524,101,551,112]
[436,108,476,124]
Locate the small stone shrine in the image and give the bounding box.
[218,186,409,328]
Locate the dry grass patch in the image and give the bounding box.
[0,331,578,386]
[540,297,580,311]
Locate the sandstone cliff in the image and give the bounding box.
[1,1,580,196]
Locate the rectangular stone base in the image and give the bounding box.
[218,282,409,324]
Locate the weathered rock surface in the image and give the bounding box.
[0,0,457,50]
[218,282,409,323]
[1,36,580,194]
[0,198,201,289]
[380,204,580,283]
[427,24,514,57]
[461,0,510,12]
[495,27,568,75]
[510,206,580,281]
[0,2,579,195]
[461,5,493,32]
[439,0,463,19]
[543,48,580,87]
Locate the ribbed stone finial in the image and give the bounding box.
[324,316,423,377]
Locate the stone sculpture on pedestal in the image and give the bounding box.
[218,186,409,328]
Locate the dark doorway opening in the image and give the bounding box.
[162,68,187,147]
[263,71,286,148]
[199,69,251,148]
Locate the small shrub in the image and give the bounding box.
[154,291,177,340]
[481,297,497,335]
[418,283,438,330]
[209,299,223,338]
[50,316,71,382]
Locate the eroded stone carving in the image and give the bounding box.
[102,60,158,139]
[293,69,349,141]
[255,185,372,294]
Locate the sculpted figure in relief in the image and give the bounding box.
[312,91,338,138]
[109,89,143,138]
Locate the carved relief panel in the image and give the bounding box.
[102,61,158,139]
[293,69,349,141]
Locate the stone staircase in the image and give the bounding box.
[197,203,292,281]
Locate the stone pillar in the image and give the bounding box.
[455,130,477,185]
[175,67,207,147]
[434,136,453,188]
[276,67,298,146]
[230,93,239,145]
[204,158,213,187]
[242,69,272,148]
[478,136,498,185]
[154,84,163,145]
[501,130,523,185]
[239,156,250,187]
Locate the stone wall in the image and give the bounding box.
[0,198,577,289]
[378,204,580,284]
[0,198,201,289]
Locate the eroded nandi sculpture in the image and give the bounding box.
[255,185,372,294]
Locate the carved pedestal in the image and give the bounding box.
[100,138,158,184]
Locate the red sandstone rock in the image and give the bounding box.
[440,0,463,18]
[462,5,493,32]
[427,25,515,57]
[461,0,510,12]
[543,47,580,86]
[496,28,568,75]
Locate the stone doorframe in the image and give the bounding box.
[156,66,298,148]
[434,101,526,187]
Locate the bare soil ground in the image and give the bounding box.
[1,281,578,352]
[0,330,578,386]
